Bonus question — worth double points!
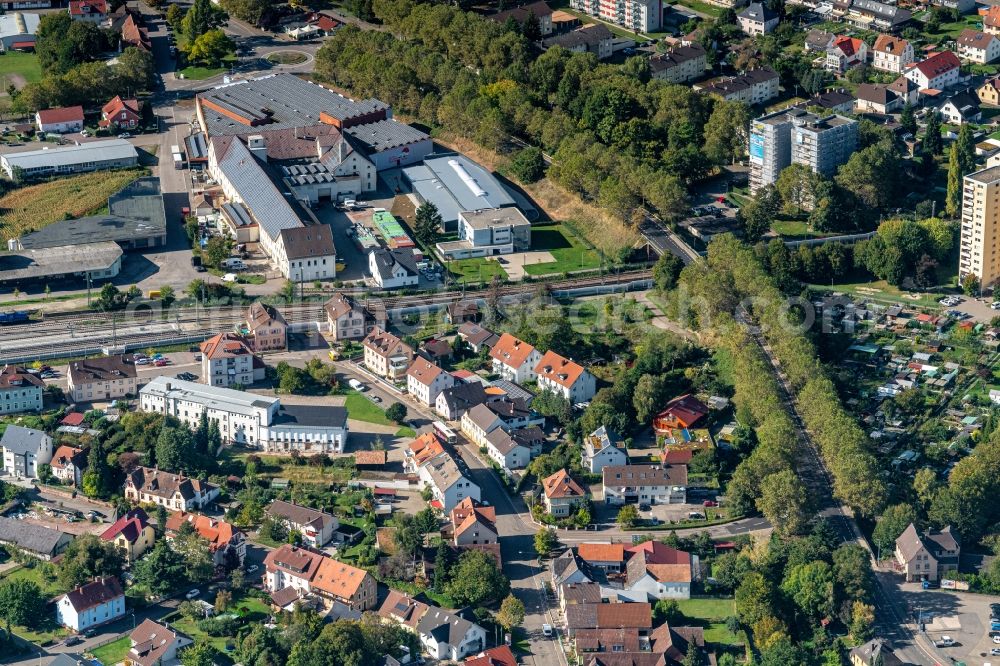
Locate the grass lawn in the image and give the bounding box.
[523,224,603,276]
[0,168,147,238]
[178,57,235,80]
[771,218,832,240]
[932,14,982,38]
[0,51,42,85]
[2,563,66,597]
[344,391,394,425]
[807,260,956,308]
[676,598,742,646]
[447,257,508,286]
[90,635,132,665]
[673,0,723,17]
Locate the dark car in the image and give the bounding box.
[64,635,82,646]
[195,265,207,272]
[638,503,651,511]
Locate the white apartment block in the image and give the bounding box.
[960,166,1000,290]
[0,366,43,415]
[407,359,456,407]
[569,0,662,32]
[871,35,913,73]
[67,355,138,402]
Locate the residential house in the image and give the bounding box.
[872,34,913,73]
[650,43,707,83]
[855,83,903,114]
[958,29,1000,63]
[125,620,191,666]
[405,432,447,473]
[552,548,601,591]
[119,13,150,51]
[738,2,779,34]
[484,428,532,473]
[890,75,920,106]
[481,396,543,430]
[465,646,518,666]
[0,365,43,415]
[124,466,220,511]
[894,523,961,581]
[938,91,982,124]
[694,68,780,105]
[979,75,1000,105]
[804,28,834,52]
[50,445,86,486]
[648,623,712,666]
[200,332,264,388]
[100,96,142,131]
[311,555,378,610]
[436,381,492,421]
[363,327,414,381]
[623,541,698,600]
[490,333,541,382]
[55,577,125,632]
[849,638,905,666]
[265,500,338,547]
[1,424,51,479]
[379,590,487,661]
[542,469,586,517]
[826,35,868,74]
[324,292,385,340]
[582,426,628,473]
[836,0,911,31]
[653,394,709,435]
[576,543,627,574]
[558,581,602,614]
[35,106,84,134]
[407,359,456,407]
[564,602,652,638]
[806,89,856,114]
[67,354,138,402]
[69,0,107,22]
[573,627,645,659]
[602,464,688,505]
[904,51,961,90]
[985,5,1000,35]
[0,517,72,560]
[165,512,246,567]
[100,508,155,563]
[369,247,419,289]
[418,449,481,512]
[489,1,554,35]
[450,497,498,546]
[457,322,499,353]
[540,24,613,60]
[445,300,481,325]
[264,544,323,597]
[534,350,596,403]
[242,302,287,352]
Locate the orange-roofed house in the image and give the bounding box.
[407,358,455,407]
[311,556,377,610]
[100,95,142,130]
[985,5,1000,35]
[534,350,596,403]
[264,544,323,596]
[465,646,518,666]
[872,34,913,73]
[405,432,446,472]
[490,333,541,383]
[119,15,151,51]
[826,35,868,74]
[576,542,627,573]
[450,497,498,547]
[199,332,264,388]
[34,106,84,134]
[164,511,246,567]
[542,469,587,517]
[50,444,87,486]
[624,540,699,600]
[70,0,108,23]
[653,394,709,435]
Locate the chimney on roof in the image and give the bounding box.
[247,134,267,162]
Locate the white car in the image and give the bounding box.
[185,589,200,600]
[542,624,553,637]
[935,636,955,647]
[994,635,1000,644]
[135,358,150,365]
[221,273,238,283]
[992,301,1000,310]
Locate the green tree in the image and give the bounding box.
[781,560,834,621]
[218,0,272,25]
[653,252,684,292]
[872,503,917,557]
[446,549,510,606]
[900,103,917,135]
[155,426,196,473]
[616,504,639,529]
[946,142,962,218]
[849,600,876,643]
[534,527,557,557]
[739,185,780,242]
[166,3,186,31]
[510,147,546,183]
[632,373,667,425]
[957,123,977,175]
[0,580,45,627]
[923,111,942,156]
[187,29,235,67]
[385,402,407,424]
[204,235,230,268]
[735,571,774,625]
[496,594,526,634]
[835,140,898,211]
[775,163,818,215]
[57,533,126,589]
[703,100,751,165]
[756,469,810,536]
[413,202,444,246]
[962,271,980,295]
[134,540,188,597]
[159,285,176,307]
[181,641,223,666]
[259,516,288,543]
[182,0,226,45]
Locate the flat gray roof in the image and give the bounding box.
[19,177,166,249]
[403,154,517,223]
[0,139,137,170]
[141,376,279,415]
[0,241,122,282]
[345,120,429,153]
[461,207,530,229]
[198,74,388,136]
[967,165,1000,184]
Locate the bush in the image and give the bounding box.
[509,147,546,184]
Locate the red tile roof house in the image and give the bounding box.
[55,576,125,632]
[120,13,151,51]
[623,540,699,600]
[653,394,709,435]
[541,469,587,517]
[100,96,142,130]
[69,0,108,22]
[35,106,84,134]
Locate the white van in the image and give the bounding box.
[221,273,238,283]
[348,379,367,392]
[222,258,246,270]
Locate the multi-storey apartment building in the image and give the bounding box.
[749,108,858,193]
[0,365,43,415]
[568,0,661,32]
[200,333,263,388]
[871,34,913,73]
[959,166,1000,290]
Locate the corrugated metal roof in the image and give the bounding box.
[402,154,516,224]
[214,138,303,241]
[345,119,429,153]
[1,138,137,170]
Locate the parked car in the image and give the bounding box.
[991,648,1000,656]
[638,503,651,511]
[934,636,955,647]
[542,624,553,637]
[185,589,200,600]
[64,635,82,646]
[154,359,169,367]
[222,273,238,283]
[118,132,132,139]
[135,358,150,365]
[703,500,719,507]
[687,512,705,520]
[247,565,259,574]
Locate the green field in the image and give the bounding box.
[523,224,603,276]
[3,563,66,597]
[448,257,508,285]
[178,62,230,80]
[770,219,833,240]
[345,391,394,425]
[673,0,723,17]
[675,598,742,646]
[90,635,132,665]
[0,51,42,86]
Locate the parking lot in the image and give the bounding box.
[896,583,1000,662]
